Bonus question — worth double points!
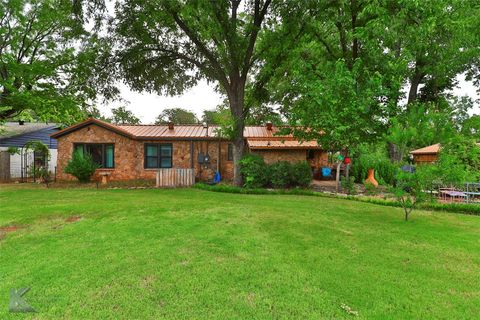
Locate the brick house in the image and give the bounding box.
[51,118,331,182]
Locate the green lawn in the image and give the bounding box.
[1,185,480,319]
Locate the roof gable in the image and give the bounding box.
[50,118,134,139]
[410,143,441,155]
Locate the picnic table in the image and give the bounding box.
[439,188,467,202]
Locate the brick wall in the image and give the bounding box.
[191,140,234,181]
[253,149,308,164]
[55,123,328,182]
[55,124,235,182]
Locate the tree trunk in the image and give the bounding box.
[228,80,246,187]
[407,67,424,106]
[335,162,341,193]
[388,142,403,162]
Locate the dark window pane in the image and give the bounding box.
[146,145,158,157]
[87,145,103,166]
[161,145,172,157]
[146,157,158,168]
[161,157,172,168]
[105,145,114,168]
[145,144,172,168]
[307,150,315,159]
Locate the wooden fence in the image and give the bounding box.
[0,151,10,182]
[156,168,195,187]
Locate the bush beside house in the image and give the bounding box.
[64,151,99,182]
[240,154,312,189]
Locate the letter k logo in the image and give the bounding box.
[9,288,36,313]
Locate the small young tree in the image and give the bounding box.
[64,151,99,182]
[37,167,53,188]
[391,171,426,221]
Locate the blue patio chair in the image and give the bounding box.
[321,167,332,178]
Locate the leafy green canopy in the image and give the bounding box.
[258,0,479,150]
[109,106,140,125]
[0,0,116,124]
[155,108,198,125]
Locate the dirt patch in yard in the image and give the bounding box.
[0,225,24,232]
[0,225,25,240]
[65,216,82,223]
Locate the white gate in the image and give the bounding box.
[156,168,195,187]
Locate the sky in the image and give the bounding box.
[99,81,223,124]
[98,75,479,124]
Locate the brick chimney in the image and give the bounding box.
[168,121,174,130]
[266,122,273,131]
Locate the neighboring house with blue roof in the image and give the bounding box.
[0,121,61,181]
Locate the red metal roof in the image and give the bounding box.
[243,126,293,139]
[51,119,319,149]
[247,139,321,150]
[118,124,220,139]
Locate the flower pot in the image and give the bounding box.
[365,168,378,187]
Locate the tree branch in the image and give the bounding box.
[241,0,272,80]
[17,8,38,63]
[169,9,230,88]
[152,46,216,77]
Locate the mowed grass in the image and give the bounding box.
[1,185,480,319]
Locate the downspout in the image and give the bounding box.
[217,138,221,172]
[190,140,194,169]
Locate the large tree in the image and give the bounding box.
[0,0,115,124]
[258,0,402,150]
[109,106,140,124]
[155,107,198,125]
[113,0,273,185]
[202,99,283,126]
[258,0,479,154]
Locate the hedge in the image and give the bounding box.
[193,183,480,216]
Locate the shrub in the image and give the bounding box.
[64,151,99,182]
[375,158,398,186]
[390,170,426,221]
[269,161,292,188]
[241,155,312,189]
[350,143,398,186]
[194,183,480,216]
[291,162,313,187]
[240,154,268,188]
[38,167,53,187]
[364,182,377,195]
[341,176,356,195]
[441,135,480,173]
